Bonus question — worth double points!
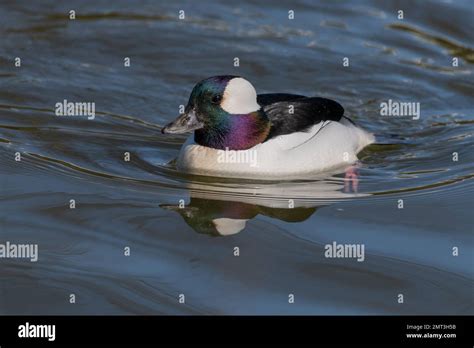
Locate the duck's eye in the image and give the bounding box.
[211,95,222,104]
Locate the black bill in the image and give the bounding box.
[161,110,204,134]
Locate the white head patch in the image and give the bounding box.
[221,77,260,114]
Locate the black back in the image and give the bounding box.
[257,93,345,139]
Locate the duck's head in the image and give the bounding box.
[162,75,270,150]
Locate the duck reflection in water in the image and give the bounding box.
[161,167,363,236]
[162,197,319,236]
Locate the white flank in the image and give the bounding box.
[176,118,375,179]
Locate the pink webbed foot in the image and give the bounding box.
[344,165,359,193]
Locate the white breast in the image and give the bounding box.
[176,119,375,179]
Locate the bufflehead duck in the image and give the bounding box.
[162,75,374,179]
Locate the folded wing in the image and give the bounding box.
[258,94,345,139]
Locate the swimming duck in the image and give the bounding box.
[162,75,374,179]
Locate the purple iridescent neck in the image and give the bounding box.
[194,110,270,150]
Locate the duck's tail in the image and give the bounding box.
[341,116,376,153]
